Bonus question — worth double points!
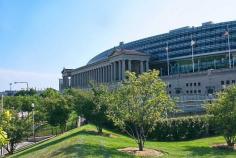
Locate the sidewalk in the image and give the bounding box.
[0,136,54,157]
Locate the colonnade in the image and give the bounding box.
[70,59,149,88]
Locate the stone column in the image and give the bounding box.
[81,73,84,87]
[98,68,100,83]
[114,62,117,81]
[128,60,132,71]
[94,69,96,82]
[122,60,125,80]
[140,61,144,73]
[105,66,107,83]
[74,75,76,87]
[79,73,81,87]
[118,61,121,81]
[100,67,102,83]
[107,65,109,82]
[109,65,111,82]
[101,67,104,83]
[146,60,149,71]
[110,64,113,82]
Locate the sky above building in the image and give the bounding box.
[0,0,235,91]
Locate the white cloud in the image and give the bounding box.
[0,68,59,91]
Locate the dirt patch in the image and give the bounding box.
[212,143,236,150]
[81,130,118,138]
[118,147,164,157]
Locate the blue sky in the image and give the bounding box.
[0,0,235,91]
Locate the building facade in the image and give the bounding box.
[60,20,236,113]
[61,49,149,90]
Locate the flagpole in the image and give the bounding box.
[166,42,170,76]
[191,35,195,72]
[1,95,3,113]
[227,24,231,69]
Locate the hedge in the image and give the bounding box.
[149,115,217,141]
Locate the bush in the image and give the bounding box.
[149,115,217,141]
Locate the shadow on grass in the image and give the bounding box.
[11,129,132,158]
[11,130,82,158]
[51,143,135,158]
[184,146,236,157]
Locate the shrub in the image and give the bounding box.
[149,115,217,141]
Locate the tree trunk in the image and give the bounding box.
[138,139,144,151]
[9,142,14,155]
[226,139,235,147]
[225,136,235,147]
[97,126,103,135]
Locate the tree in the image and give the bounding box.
[89,84,109,134]
[0,111,11,147]
[4,96,22,111]
[0,128,8,147]
[2,110,31,154]
[42,89,70,132]
[14,88,37,96]
[65,87,108,134]
[206,85,236,147]
[105,70,175,151]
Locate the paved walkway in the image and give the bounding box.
[0,136,53,157]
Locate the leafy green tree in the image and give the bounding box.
[14,88,37,96]
[4,96,22,111]
[105,70,175,151]
[40,88,60,98]
[65,87,108,134]
[0,128,8,147]
[206,85,236,147]
[89,84,109,134]
[0,111,11,147]
[42,89,70,132]
[2,110,31,154]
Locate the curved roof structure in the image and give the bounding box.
[87,20,236,65]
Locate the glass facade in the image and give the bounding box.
[87,21,236,76]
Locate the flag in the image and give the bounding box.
[191,40,195,46]
[224,31,229,36]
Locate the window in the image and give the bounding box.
[226,80,230,84]
[169,84,171,88]
[190,90,193,94]
[176,89,181,94]
[169,91,171,94]
[194,90,197,93]
[190,83,192,86]
[198,82,201,86]
[186,90,189,94]
[186,83,189,87]
[232,80,235,84]
[194,82,197,86]
[221,81,224,85]
[198,90,201,93]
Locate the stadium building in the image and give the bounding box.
[60,20,236,113]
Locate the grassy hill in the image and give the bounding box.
[9,124,236,158]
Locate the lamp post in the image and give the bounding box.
[14,82,29,91]
[31,103,35,142]
[1,95,3,113]
[9,83,12,91]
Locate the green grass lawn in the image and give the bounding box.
[9,124,236,158]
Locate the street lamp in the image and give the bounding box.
[14,82,29,91]
[31,103,35,142]
[1,95,3,113]
[9,83,12,91]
